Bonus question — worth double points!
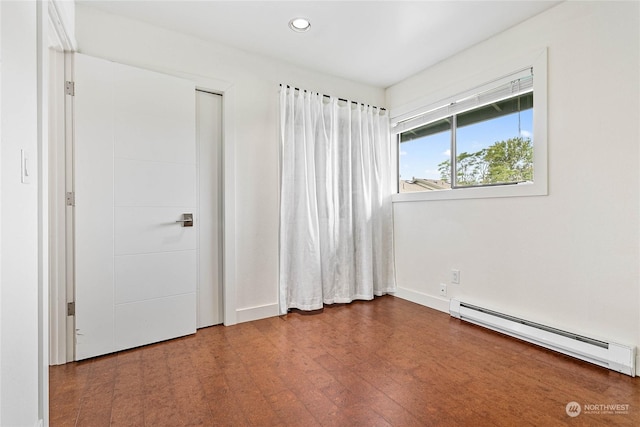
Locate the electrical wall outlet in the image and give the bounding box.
[452,269,460,284]
[439,283,447,296]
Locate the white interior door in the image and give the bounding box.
[196,90,223,328]
[74,53,197,360]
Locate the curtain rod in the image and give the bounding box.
[280,84,386,111]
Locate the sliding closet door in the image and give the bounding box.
[74,53,197,360]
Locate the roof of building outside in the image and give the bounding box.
[399,178,451,193]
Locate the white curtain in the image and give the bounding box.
[279,86,396,314]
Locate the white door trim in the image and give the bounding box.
[179,74,237,327]
[44,5,77,427]
[47,1,77,366]
[47,47,67,365]
[48,51,76,366]
[145,70,237,326]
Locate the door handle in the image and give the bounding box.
[176,213,193,227]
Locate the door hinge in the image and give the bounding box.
[67,302,75,316]
[65,191,75,206]
[65,81,75,96]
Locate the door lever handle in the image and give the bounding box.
[176,213,193,227]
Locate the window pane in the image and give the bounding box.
[455,95,533,187]
[399,118,451,193]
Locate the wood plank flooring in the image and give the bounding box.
[49,296,640,426]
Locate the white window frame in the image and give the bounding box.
[391,49,547,202]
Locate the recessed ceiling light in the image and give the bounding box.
[289,17,311,32]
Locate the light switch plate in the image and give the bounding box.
[452,269,460,284]
[21,149,31,184]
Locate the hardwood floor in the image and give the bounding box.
[49,296,639,426]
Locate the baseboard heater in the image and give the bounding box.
[450,299,636,377]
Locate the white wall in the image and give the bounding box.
[1,1,41,425]
[74,4,385,322]
[387,0,640,358]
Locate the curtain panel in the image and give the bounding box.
[279,87,396,314]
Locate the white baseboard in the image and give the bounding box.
[236,303,279,324]
[392,287,450,314]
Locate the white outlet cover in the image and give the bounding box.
[439,283,447,296]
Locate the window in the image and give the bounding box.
[392,52,547,202]
[398,69,533,193]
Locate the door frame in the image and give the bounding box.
[49,56,238,364]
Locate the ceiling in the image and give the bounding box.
[78,1,561,88]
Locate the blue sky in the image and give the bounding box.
[399,110,533,180]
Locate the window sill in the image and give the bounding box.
[391,181,547,203]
